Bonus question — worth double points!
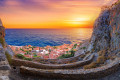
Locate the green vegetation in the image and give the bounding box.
[80,47,86,49]
[53,46,57,49]
[80,54,86,58]
[45,54,49,56]
[84,62,97,69]
[5,51,12,65]
[20,48,24,51]
[16,54,32,61]
[115,32,119,36]
[0,37,5,47]
[24,57,32,61]
[49,49,51,52]
[73,44,77,48]
[33,54,37,57]
[16,54,25,59]
[96,56,106,64]
[25,51,31,55]
[84,55,106,69]
[58,49,75,59]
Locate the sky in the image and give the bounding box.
[0,0,117,29]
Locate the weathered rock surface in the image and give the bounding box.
[0,19,5,38]
[0,19,10,80]
[88,2,120,55]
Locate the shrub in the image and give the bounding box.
[84,62,98,69]
[33,54,37,57]
[98,50,106,56]
[20,48,24,51]
[80,47,86,49]
[73,44,77,48]
[5,51,12,65]
[24,57,32,61]
[84,55,106,69]
[70,49,76,55]
[96,56,106,64]
[16,54,25,59]
[0,37,5,47]
[58,53,74,59]
[80,54,85,58]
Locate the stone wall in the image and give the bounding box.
[33,54,85,64]
[20,58,120,79]
[11,54,94,69]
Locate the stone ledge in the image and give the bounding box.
[20,58,120,79]
[0,65,11,70]
[12,54,94,69]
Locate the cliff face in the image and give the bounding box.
[0,19,5,38]
[88,2,120,55]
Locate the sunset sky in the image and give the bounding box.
[0,0,117,29]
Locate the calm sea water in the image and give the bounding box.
[5,28,93,47]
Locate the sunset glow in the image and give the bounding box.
[0,0,117,29]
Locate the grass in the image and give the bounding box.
[80,54,86,58]
[0,37,5,47]
[80,47,86,49]
[16,54,32,61]
[84,55,106,69]
[96,56,106,64]
[84,62,98,69]
[5,51,12,65]
[57,50,75,59]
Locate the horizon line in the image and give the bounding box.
[5,27,93,29]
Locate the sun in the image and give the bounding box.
[65,18,90,25]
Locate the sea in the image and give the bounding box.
[5,28,93,47]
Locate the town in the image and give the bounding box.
[9,42,81,60]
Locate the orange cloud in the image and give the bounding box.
[0,0,117,29]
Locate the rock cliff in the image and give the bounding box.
[0,19,10,80]
[0,19,5,38]
[88,1,120,56]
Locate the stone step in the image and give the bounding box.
[0,70,9,76]
[0,65,11,70]
[0,76,10,80]
[0,61,8,65]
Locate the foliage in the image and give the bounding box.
[96,56,106,64]
[80,47,86,49]
[5,51,12,65]
[33,54,37,57]
[20,48,24,51]
[57,50,75,59]
[80,54,85,58]
[49,49,51,52]
[16,54,25,59]
[53,46,57,49]
[24,57,32,61]
[25,51,31,55]
[69,49,76,54]
[16,54,32,61]
[84,55,106,69]
[84,62,98,69]
[73,44,77,48]
[45,54,49,56]
[0,37,5,47]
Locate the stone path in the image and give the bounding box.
[0,43,10,80]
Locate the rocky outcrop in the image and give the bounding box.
[0,19,5,38]
[0,19,10,80]
[88,2,120,55]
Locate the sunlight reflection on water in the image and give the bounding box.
[5,28,93,47]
